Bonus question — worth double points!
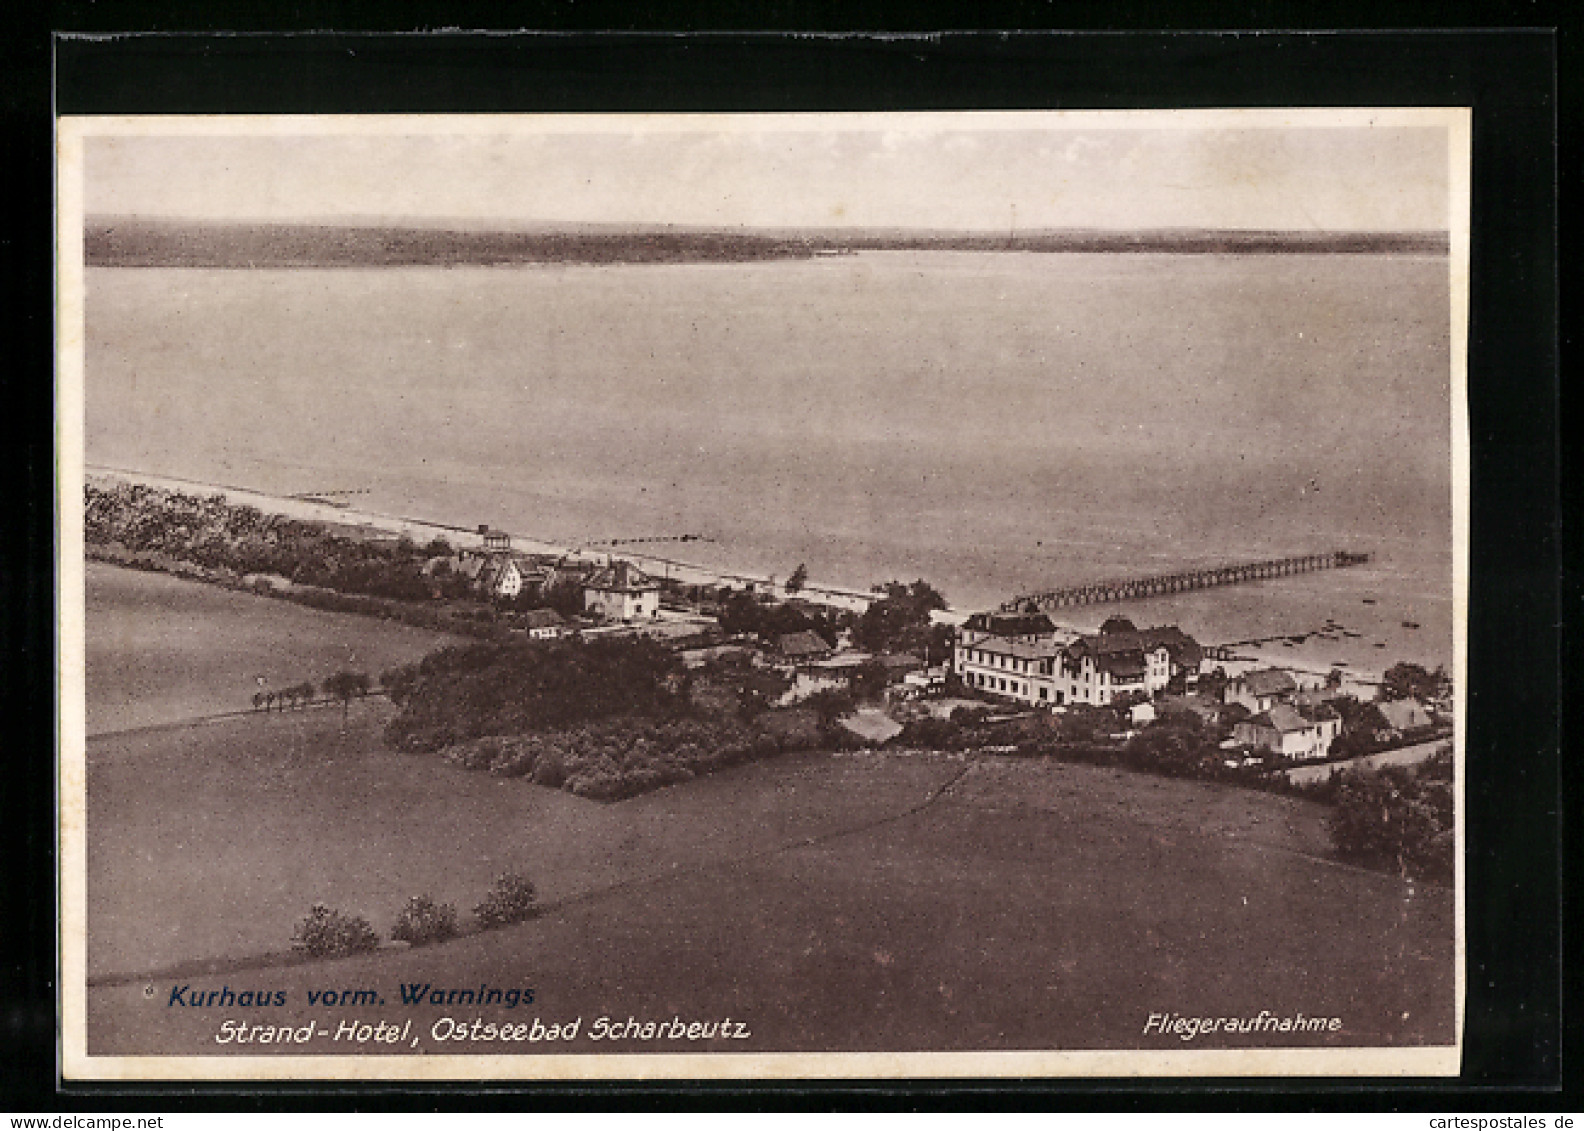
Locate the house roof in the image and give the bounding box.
[963,611,1058,638]
[1160,694,1221,721]
[1238,668,1298,698]
[1377,699,1431,731]
[971,636,1064,661]
[1256,704,1313,733]
[1293,686,1347,709]
[776,630,830,657]
[1140,625,1203,668]
[1098,651,1148,679]
[875,653,925,670]
[521,608,565,630]
[584,560,659,594]
[1068,624,1197,664]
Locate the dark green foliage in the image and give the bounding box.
[1379,662,1448,702]
[322,669,371,716]
[85,483,513,639]
[390,895,459,947]
[1121,717,1218,779]
[474,873,540,929]
[292,903,380,957]
[716,589,838,645]
[854,580,949,656]
[86,482,435,601]
[1329,763,1454,883]
[384,636,689,753]
[804,688,857,726]
[785,564,809,593]
[441,716,782,802]
[380,662,421,706]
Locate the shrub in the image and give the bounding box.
[390,895,459,947]
[292,903,380,957]
[1329,765,1453,882]
[474,873,540,929]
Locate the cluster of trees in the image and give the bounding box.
[1328,748,1454,883]
[440,715,807,801]
[855,580,951,658]
[86,482,453,603]
[716,588,844,646]
[381,636,690,753]
[1380,662,1451,703]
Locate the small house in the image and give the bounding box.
[1376,698,1433,738]
[1227,668,1299,714]
[1233,702,1342,761]
[519,607,566,640]
[775,630,832,661]
[583,560,661,622]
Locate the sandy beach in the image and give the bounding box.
[85,464,880,615]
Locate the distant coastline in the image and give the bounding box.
[84,217,1451,269]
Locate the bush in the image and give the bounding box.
[474,873,539,929]
[1329,765,1454,883]
[292,903,380,957]
[390,894,459,947]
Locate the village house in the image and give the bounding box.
[1375,698,1434,739]
[518,607,567,640]
[1226,667,1299,714]
[775,630,833,661]
[583,560,661,622]
[1233,702,1342,761]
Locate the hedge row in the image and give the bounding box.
[439,715,823,801]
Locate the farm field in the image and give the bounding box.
[86,706,1454,1054]
[83,561,458,734]
[82,564,1455,1056]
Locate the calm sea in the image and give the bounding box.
[85,251,1454,672]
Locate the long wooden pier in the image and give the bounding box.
[1001,550,1371,613]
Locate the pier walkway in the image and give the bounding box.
[1001,551,1371,613]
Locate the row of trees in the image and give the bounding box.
[251,670,372,716]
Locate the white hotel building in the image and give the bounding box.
[955,613,1201,708]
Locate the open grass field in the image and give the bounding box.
[85,708,1454,1055]
[84,561,459,734]
[82,568,1455,1057]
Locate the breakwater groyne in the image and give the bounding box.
[1001,551,1372,613]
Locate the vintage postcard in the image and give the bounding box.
[57,109,1469,1080]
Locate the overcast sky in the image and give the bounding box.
[80,114,1454,232]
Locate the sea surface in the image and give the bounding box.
[84,251,1455,673]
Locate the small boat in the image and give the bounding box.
[1362,598,1376,605]
[1402,620,1420,629]
[1374,642,1386,648]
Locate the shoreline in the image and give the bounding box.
[84,463,1393,686]
[85,464,880,615]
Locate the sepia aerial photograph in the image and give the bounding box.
[58,110,1467,1079]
